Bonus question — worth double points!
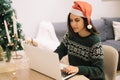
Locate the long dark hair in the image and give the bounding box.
[67,13,99,38]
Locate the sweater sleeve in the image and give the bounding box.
[78,42,104,80]
[54,43,67,60]
[54,33,68,60]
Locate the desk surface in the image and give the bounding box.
[0,51,89,80]
[0,68,89,80]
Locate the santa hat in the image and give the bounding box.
[70,1,92,29]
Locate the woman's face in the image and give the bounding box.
[70,13,85,33]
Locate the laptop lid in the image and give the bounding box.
[24,44,76,80]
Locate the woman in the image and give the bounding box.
[55,1,105,80]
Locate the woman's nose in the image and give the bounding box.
[71,22,76,27]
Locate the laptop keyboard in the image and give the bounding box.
[61,71,70,77]
[60,63,76,79]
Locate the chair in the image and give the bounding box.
[103,45,119,80]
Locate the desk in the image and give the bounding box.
[0,51,89,80]
[0,69,89,80]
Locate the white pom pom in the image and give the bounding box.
[87,25,92,29]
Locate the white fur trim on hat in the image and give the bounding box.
[70,8,86,17]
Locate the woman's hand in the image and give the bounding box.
[25,38,38,47]
[31,39,38,47]
[62,65,79,74]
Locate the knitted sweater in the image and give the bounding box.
[55,32,105,80]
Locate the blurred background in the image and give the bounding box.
[12,0,120,38]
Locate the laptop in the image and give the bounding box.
[24,44,76,80]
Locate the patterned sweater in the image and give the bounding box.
[55,32,105,80]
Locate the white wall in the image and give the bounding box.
[12,0,120,38]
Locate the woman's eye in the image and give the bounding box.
[75,19,80,22]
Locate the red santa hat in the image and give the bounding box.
[70,1,92,29]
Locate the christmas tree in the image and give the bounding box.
[0,0,23,62]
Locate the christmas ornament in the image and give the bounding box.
[0,45,4,61]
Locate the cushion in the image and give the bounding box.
[102,17,120,40]
[112,21,120,41]
[92,19,107,41]
[52,22,67,42]
[36,21,60,51]
[102,40,120,52]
